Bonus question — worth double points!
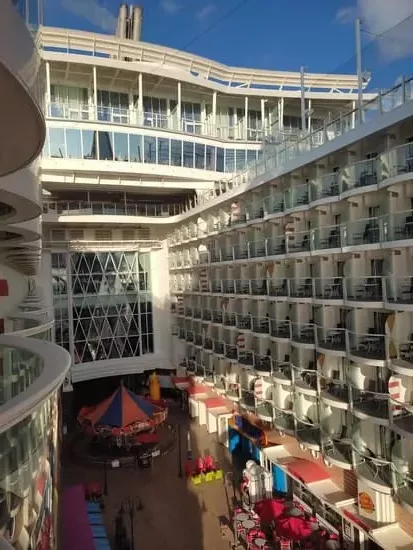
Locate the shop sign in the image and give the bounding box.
[358,491,375,515]
[342,518,354,542]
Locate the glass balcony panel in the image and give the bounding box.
[317,327,347,352]
[352,386,389,420]
[314,277,343,300]
[235,280,251,295]
[342,217,381,247]
[349,331,386,360]
[236,314,252,330]
[224,313,236,327]
[346,277,383,301]
[322,378,350,404]
[250,279,268,296]
[268,279,288,297]
[263,195,284,216]
[233,243,248,260]
[211,280,223,293]
[393,339,413,366]
[291,322,315,344]
[252,316,270,334]
[193,308,202,319]
[273,361,292,383]
[204,337,213,350]
[249,240,266,258]
[270,319,291,339]
[287,231,311,253]
[194,334,203,346]
[256,401,274,420]
[266,235,286,256]
[238,349,254,366]
[202,309,212,321]
[341,158,378,192]
[210,249,220,263]
[221,246,234,261]
[225,345,238,360]
[255,355,272,374]
[240,390,256,410]
[381,143,413,180]
[212,310,223,323]
[213,340,225,355]
[323,440,353,468]
[312,224,341,250]
[184,307,193,317]
[185,330,194,342]
[386,277,413,304]
[289,278,313,298]
[353,449,393,488]
[274,412,295,433]
[310,172,340,201]
[284,184,309,210]
[384,210,413,242]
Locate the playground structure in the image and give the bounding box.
[185,454,224,485]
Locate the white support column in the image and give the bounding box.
[307,98,312,133]
[177,81,182,130]
[278,97,284,131]
[93,66,98,119]
[138,72,143,124]
[261,98,265,138]
[244,96,248,140]
[201,100,206,136]
[128,90,135,125]
[45,61,51,116]
[212,91,217,136]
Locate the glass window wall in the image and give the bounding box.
[44,127,258,173]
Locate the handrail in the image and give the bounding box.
[38,26,363,92]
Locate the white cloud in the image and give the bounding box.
[160,0,181,14]
[196,4,216,21]
[335,6,356,24]
[335,0,413,61]
[60,0,116,33]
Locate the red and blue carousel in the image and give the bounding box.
[77,379,168,446]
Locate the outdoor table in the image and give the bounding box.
[253,537,266,547]
[235,512,249,521]
[242,519,256,529]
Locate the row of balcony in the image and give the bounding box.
[168,144,413,246]
[175,324,412,366]
[172,276,413,308]
[170,212,413,260]
[47,102,267,142]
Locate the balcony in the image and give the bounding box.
[212,280,223,293]
[212,310,223,324]
[184,307,193,317]
[213,340,225,355]
[289,278,313,299]
[252,316,270,335]
[273,362,292,385]
[240,390,256,411]
[225,345,238,360]
[312,224,341,252]
[284,184,309,211]
[268,278,288,298]
[204,337,213,351]
[270,319,291,340]
[238,349,255,367]
[316,327,347,354]
[222,280,235,294]
[391,405,413,438]
[385,276,413,307]
[292,363,318,396]
[249,240,267,259]
[345,277,383,304]
[353,450,393,493]
[391,339,413,376]
[226,386,240,401]
[263,195,284,217]
[296,421,321,451]
[194,334,203,346]
[223,313,236,327]
[256,401,274,422]
[266,236,286,257]
[381,142,413,182]
[348,331,386,363]
[193,308,202,319]
[185,331,194,343]
[286,231,311,255]
[202,309,212,321]
[310,172,340,203]
[395,472,413,512]
[233,243,249,260]
[321,380,350,409]
[254,355,272,376]
[323,439,353,469]
[274,412,295,435]
[342,217,381,248]
[351,386,389,425]
[341,158,378,195]
[43,200,182,218]
[236,314,252,331]
[291,322,315,347]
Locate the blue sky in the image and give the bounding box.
[44,0,413,91]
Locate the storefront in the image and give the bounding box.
[228,415,266,467]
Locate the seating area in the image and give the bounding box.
[185,454,224,485]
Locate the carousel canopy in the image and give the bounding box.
[80,384,164,428]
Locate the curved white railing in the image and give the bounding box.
[37,26,361,92]
[0,335,71,433]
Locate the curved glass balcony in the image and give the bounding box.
[310,172,340,202]
[44,127,260,174]
[353,448,393,492]
[323,439,353,469]
[351,386,389,423]
[0,345,43,406]
[274,411,295,435]
[44,200,184,218]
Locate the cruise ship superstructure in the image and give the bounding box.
[2,1,413,548]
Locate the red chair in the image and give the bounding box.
[184,459,195,477]
[196,456,205,474]
[204,455,217,472]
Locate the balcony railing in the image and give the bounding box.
[270,319,291,339]
[310,172,340,202]
[317,327,347,352]
[47,102,266,142]
[43,200,183,217]
[291,322,315,345]
[380,142,413,180]
[351,385,389,420]
[263,195,284,216]
[289,278,314,298]
[348,331,386,360]
[386,276,413,304]
[285,184,309,210]
[254,355,272,375]
[345,277,383,302]
[353,449,393,489]
[341,158,378,193]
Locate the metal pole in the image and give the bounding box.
[103,460,108,496]
[355,17,364,124]
[130,507,135,550]
[300,66,306,134]
[177,424,183,477]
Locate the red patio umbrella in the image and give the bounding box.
[276,515,313,541]
[254,498,286,523]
